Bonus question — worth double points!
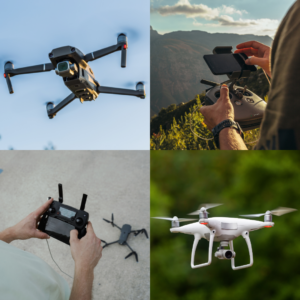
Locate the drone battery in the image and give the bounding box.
[45,217,75,241]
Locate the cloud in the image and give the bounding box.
[151,0,247,19]
[151,0,279,36]
[151,0,219,19]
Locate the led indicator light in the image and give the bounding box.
[4,73,6,78]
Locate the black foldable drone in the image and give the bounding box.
[3,34,146,119]
[101,214,148,262]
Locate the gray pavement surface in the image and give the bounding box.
[0,151,150,300]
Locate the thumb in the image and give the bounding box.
[220,84,229,101]
[245,56,263,67]
[70,229,79,244]
[35,230,50,240]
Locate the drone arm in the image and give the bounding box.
[130,229,149,239]
[4,62,54,94]
[6,63,54,77]
[84,44,121,62]
[191,230,216,269]
[97,85,145,99]
[102,240,119,249]
[125,242,138,262]
[230,231,253,270]
[46,93,77,119]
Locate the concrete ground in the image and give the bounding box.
[0,151,150,300]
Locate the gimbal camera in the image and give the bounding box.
[4,34,146,119]
[201,46,267,131]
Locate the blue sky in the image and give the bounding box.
[0,0,149,150]
[151,0,295,37]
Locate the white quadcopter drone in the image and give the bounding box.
[153,204,297,271]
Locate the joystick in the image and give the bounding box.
[38,184,89,245]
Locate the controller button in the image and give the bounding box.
[48,207,56,213]
[235,100,242,106]
[76,218,83,225]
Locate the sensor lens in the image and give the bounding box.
[225,251,233,259]
[58,62,69,72]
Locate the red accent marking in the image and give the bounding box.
[4,73,6,78]
[200,222,208,225]
[123,44,127,49]
[264,225,272,228]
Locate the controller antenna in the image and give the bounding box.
[58,183,63,203]
[80,194,87,211]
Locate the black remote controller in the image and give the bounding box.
[38,183,89,245]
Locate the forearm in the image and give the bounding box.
[0,227,17,243]
[70,265,94,300]
[219,128,248,150]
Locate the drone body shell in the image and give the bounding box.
[170,217,274,242]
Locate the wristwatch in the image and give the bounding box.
[212,119,244,149]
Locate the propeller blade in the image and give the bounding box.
[188,203,222,215]
[103,218,111,223]
[270,207,297,216]
[152,217,196,222]
[241,207,297,218]
[240,213,265,218]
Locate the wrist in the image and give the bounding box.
[75,263,94,278]
[0,227,17,243]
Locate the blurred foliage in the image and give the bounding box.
[150,95,260,150]
[151,151,300,300]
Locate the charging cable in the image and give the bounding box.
[46,239,73,279]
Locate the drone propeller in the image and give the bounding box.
[115,28,140,43]
[240,207,297,218]
[152,217,197,222]
[188,203,223,215]
[124,81,148,88]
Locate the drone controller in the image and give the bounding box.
[38,184,89,245]
[201,46,267,131]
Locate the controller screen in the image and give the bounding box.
[59,207,76,219]
[45,217,75,238]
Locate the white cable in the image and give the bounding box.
[46,239,73,279]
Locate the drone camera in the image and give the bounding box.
[55,61,78,78]
[215,249,236,260]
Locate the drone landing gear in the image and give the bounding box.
[46,93,77,119]
[230,231,253,270]
[191,229,216,269]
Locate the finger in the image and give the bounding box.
[236,41,266,50]
[234,48,258,56]
[70,229,79,244]
[220,84,229,101]
[245,56,264,66]
[35,230,50,240]
[86,221,95,235]
[33,198,54,217]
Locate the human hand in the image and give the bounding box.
[234,41,271,77]
[200,84,234,131]
[10,198,53,241]
[70,221,102,273]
